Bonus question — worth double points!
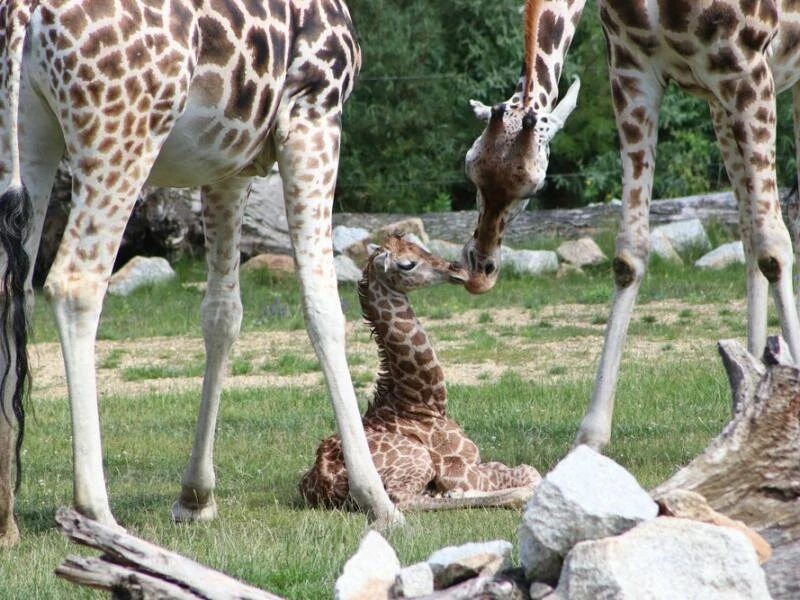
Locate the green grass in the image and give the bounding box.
[4,241,752,598]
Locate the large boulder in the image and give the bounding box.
[651,218,711,255]
[334,531,400,600]
[556,237,607,268]
[427,540,512,589]
[501,247,559,276]
[694,240,745,270]
[107,256,176,296]
[547,518,771,599]
[519,445,658,584]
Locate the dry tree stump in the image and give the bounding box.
[652,336,800,599]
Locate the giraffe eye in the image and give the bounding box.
[397,260,417,271]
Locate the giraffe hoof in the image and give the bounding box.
[0,521,20,548]
[369,507,406,533]
[171,498,218,523]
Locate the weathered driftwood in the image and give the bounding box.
[54,508,283,600]
[652,337,800,599]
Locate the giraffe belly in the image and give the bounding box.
[148,111,275,187]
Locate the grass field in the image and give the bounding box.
[0,228,763,598]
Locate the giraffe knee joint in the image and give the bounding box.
[758,256,782,283]
[613,257,638,288]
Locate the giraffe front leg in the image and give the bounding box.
[277,108,402,528]
[576,72,663,451]
[172,177,249,523]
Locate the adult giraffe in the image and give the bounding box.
[0,0,402,546]
[462,0,800,451]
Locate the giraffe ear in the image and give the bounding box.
[544,77,581,142]
[373,249,392,272]
[470,99,492,122]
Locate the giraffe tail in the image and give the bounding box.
[0,1,34,493]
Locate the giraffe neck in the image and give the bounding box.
[519,0,587,112]
[358,276,446,419]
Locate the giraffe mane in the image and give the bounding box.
[357,255,394,410]
[523,0,542,109]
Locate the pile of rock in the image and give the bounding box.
[334,446,772,600]
[104,209,745,295]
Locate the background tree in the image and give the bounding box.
[337,1,797,213]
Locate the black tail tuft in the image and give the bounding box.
[0,185,32,492]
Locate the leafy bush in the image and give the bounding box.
[337,2,797,213]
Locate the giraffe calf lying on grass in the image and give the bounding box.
[300,236,540,510]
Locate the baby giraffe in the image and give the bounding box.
[299,236,540,511]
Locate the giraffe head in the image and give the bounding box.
[461,0,580,294]
[366,236,468,293]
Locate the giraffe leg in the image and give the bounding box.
[276,108,402,527]
[0,88,63,545]
[45,147,166,525]
[709,104,768,356]
[172,176,249,522]
[576,72,664,451]
[710,70,800,362]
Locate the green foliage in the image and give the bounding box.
[337,3,798,212]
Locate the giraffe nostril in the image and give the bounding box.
[484,261,496,276]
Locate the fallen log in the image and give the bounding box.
[652,337,800,599]
[54,508,284,600]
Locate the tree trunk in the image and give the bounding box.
[652,337,800,599]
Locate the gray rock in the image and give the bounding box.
[333,225,370,254]
[334,531,400,600]
[428,239,464,263]
[649,229,683,264]
[556,237,607,267]
[334,254,363,283]
[501,247,559,276]
[108,256,176,296]
[549,518,771,599]
[401,232,429,253]
[391,562,434,598]
[651,218,711,255]
[374,217,429,244]
[518,445,658,584]
[695,240,745,270]
[427,540,512,589]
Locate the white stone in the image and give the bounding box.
[549,518,771,600]
[402,232,429,252]
[518,445,658,584]
[392,562,434,598]
[374,217,429,244]
[651,218,711,255]
[108,256,176,296]
[649,229,683,264]
[695,240,745,270]
[556,237,607,267]
[500,247,559,276]
[427,540,512,589]
[332,225,370,254]
[334,254,363,283]
[334,531,400,600]
[428,239,464,263]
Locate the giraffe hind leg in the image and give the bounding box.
[172,176,250,522]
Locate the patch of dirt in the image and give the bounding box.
[29,298,747,403]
